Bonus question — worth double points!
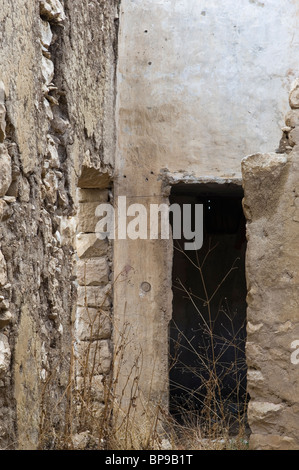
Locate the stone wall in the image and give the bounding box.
[242,82,299,450]
[0,0,118,449]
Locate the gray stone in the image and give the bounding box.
[0,146,12,197]
[0,333,10,377]
[0,82,6,143]
[39,19,52,50]
[0,251,7,287]
[41,56,54,86]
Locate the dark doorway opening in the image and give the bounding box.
[169,183,249,436]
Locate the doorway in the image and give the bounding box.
[169,182,249,435]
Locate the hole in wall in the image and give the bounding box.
[168,182,250,436]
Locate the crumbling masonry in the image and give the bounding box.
[0,0,118,448]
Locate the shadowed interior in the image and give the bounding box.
[169,184,248,432]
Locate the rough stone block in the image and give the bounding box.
[247,369,265,395]
[45,135,60,169]
[41,56,54,86]
[289,79,299,109]
[246,341,265,369]
[76,307,111,341]
[0,82,6,143]
[5,179,19,198]
[39,0,66,22]
[0,251,7,287]
[288,127,299,146]
[250,433,298,450]
[0,104,6,143]
[77,166,111,189]
[285,109,299,128]
[77,202,102,233]
[76,258,109,286]
[0,298,9,310]
[77,188,108,203]
[76,374,105,402]
[0,200,10,221]
[76,233,108,258]
[39,19,52,49]
[248,400,285,434]
[0,333,10,377]
[77,285,111,309]
[0,146,12,197]
[0,311,12,329]
[43,169,58,205]
[76,339,112,376]
[19,177,31,203]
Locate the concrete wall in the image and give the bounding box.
[116,0,299,177]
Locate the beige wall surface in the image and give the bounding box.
[113,0,299,434]
[116,0,299,177]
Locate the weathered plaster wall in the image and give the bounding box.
[0,0,118,449]
[114,0,299,441]
[116,0,299,177]
[242,84,299,450]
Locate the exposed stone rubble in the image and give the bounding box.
[242,79,299,450]
[0,0,119,449]
[0,333,11,377]
[0,1,75,448]
[0,82,13,430]
[39,0,66,23]
[1,0,298,452]
[277,80,299,154]
[0,84,6,144]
